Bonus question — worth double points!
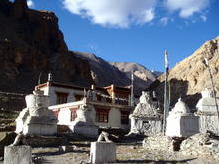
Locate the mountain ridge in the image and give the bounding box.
[74,51,157,95]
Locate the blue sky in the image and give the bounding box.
[25,0,218,71]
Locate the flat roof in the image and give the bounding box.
[36,82,86,90]
[36,81,130,93]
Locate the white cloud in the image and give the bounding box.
[165,0,209,18]
[159,17,174,26]
[160,17,168,26]
[63,0,156,28]
[200,15,207,22]
[27,0,34,8]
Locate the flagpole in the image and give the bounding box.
[131,71,134,107]
[163,50,169,135]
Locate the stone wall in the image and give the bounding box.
[197,112,219,136]
[131,117,162,136]
[0,92,25,111]
[143,134,174,151]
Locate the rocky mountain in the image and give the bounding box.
[74,52,128,86]
[152,36,219,108]
[151,71,163,78]
[111,62,156,81]
[0,0,158,99]
[74,52,157,95]
[0,0,93,93]
[111,62,156,92]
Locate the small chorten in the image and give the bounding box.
[196,88,219,135]
[166,98,199,137]
[132,91,160,117]
[128,91,162,136]
[15,89,58,136]
[70,103,98,138]
[196,88,218,113]
[170,98,190,115]
[201,88,214,98]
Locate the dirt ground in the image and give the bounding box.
[1,141,217,164]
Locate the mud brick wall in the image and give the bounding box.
[0,92,26,111]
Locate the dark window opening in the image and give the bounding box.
[121,111,130,125]
[56,92,68,104]
[97,95,102,101]
[75,95,84,101]
[96,108,109,123]
[70,108,77,121]
[53,110,60,118]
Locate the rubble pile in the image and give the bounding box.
[180,133,219,159]
[143,133,174,151]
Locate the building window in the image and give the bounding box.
[75,95,84,101]
[121,111,130,125]
[96,108,109,123]
[106,97,112,103]
[53,109,60,118]
[97,95,102,101]
[56,92,68,104]
[70,108,77,121]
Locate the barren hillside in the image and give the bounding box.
[152,36,219,108]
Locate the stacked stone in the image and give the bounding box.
[180,133,219,159]
[143,133,174,151]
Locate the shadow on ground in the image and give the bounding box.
[115,158,196,163]
[32,149,89,157]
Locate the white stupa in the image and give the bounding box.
[196,88,219,112]
[166,98,199,137]
[15,89,58,136]
[129,91,162,136]
[196,88,219,135]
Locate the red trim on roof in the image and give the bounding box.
[35,82,48,89]
[104,85,131,92]
[35,81,130,92]
[36,82,87,90]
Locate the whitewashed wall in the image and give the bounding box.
[109,108,121,127]
[95,108,129,129]
[166,115,199,137]
[40,86,84,106]
[58,108,72,125]
[50,101,130,130]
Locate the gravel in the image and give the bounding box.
[1,142,219,164]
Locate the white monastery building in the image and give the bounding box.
[35,79,133,131]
